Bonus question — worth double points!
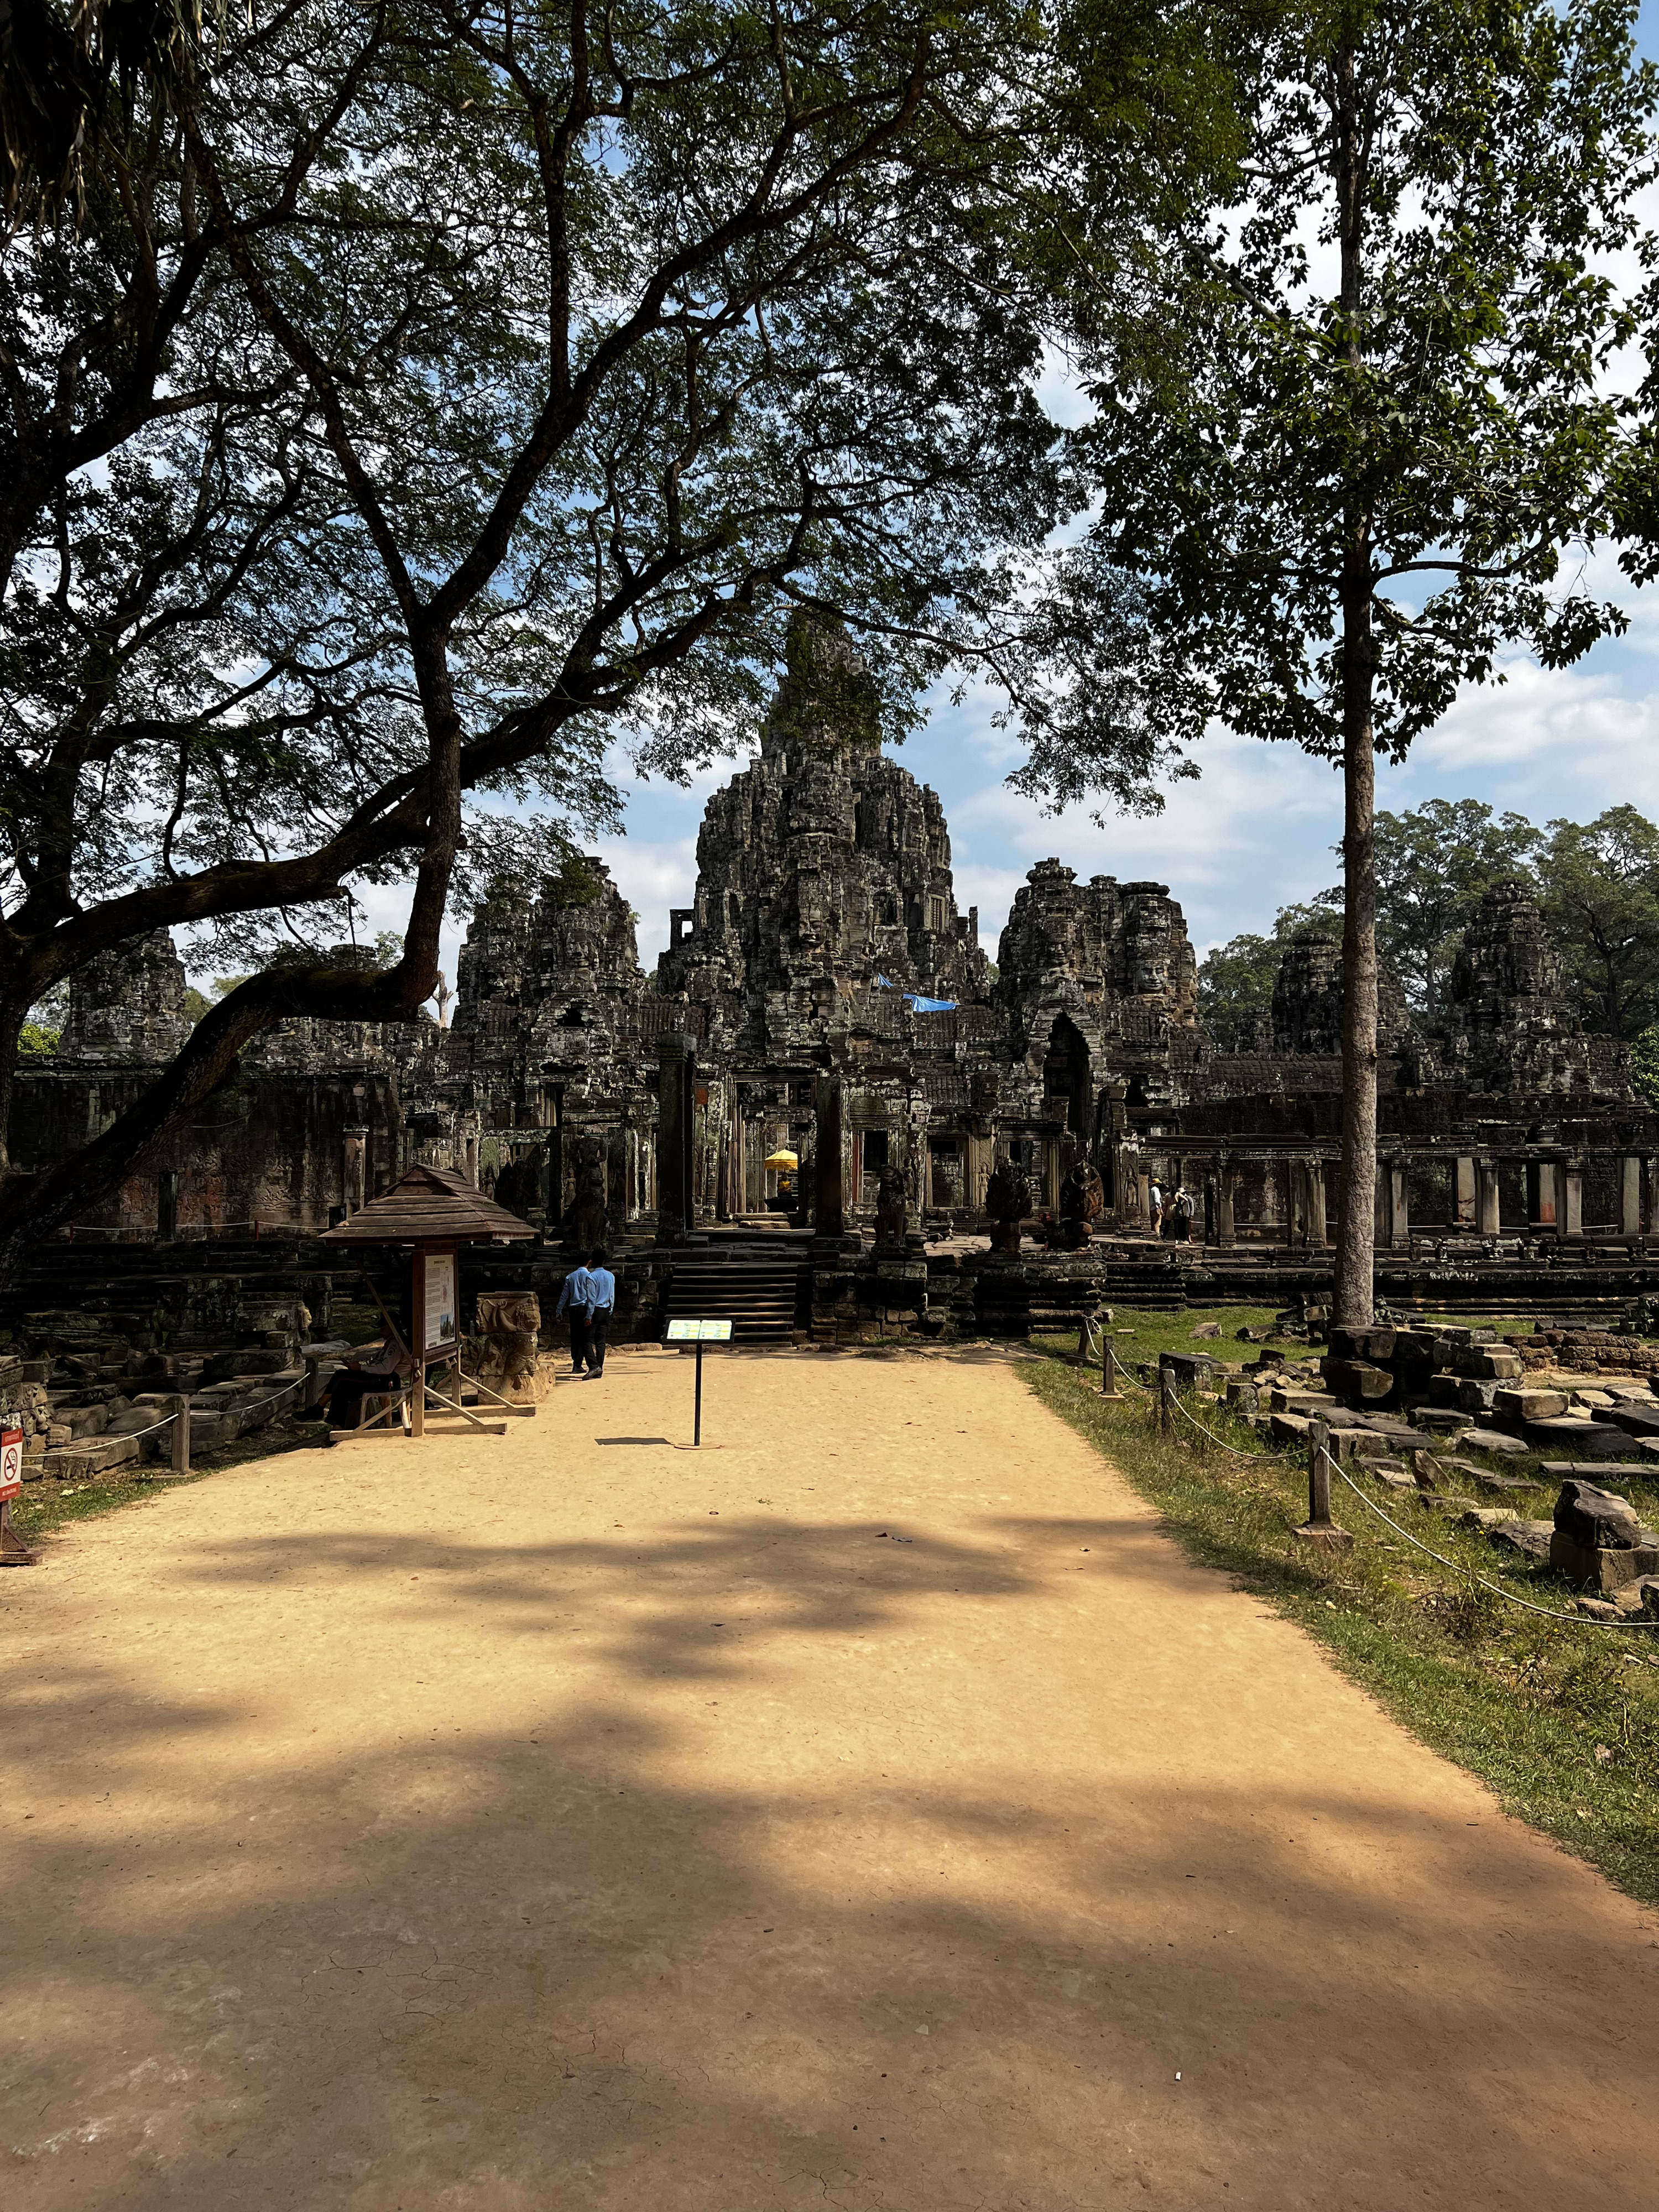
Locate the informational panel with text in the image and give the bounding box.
[424,1253,457,1355]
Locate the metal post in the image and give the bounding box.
[169,1395,190,1475]
[693,1341,704,1448]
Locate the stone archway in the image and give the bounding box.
[1042,1014,1093,1140]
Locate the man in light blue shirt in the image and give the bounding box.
[555,1261,592,1373]
[583,1250,617,1378]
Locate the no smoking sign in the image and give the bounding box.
[0,1427,23,1503]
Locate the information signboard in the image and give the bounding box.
[424,1252,457,1354]
[665,1318,733,1343]
[0,1427,23,1503]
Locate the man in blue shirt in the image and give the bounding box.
[555,1261,592,1374]
[583,1249,617,1378]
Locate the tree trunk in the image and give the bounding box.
[1331,36,1378,1327]
[0,996,27,1181]
[1334,591,1378,1326]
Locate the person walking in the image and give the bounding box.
[583,1250,617,1378]
[556,1259,592,1374]
[1147,1179,1164,1240]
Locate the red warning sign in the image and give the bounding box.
[0,1428,22,1502]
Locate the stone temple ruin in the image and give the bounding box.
[8,617,1659,1368]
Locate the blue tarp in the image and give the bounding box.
[904,993,958,1013]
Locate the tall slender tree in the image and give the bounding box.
[1037,0,1653,1323]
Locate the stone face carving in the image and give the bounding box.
[1423,881,1631,1098]
[58,928,193,1064]
[1269,931,1409,1056]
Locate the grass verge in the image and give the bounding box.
[9,1418,331,1546]
[1022,1322,1659,1906]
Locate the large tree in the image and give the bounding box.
[1533,806,1659,1038]
[1038,0,1653,1323]
[1,0,1205,1274]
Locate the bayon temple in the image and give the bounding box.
[10,624,1659,1353]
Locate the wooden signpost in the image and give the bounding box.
[0,1425,37,1566]
[665,1318,732,1446]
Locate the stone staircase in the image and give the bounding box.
[659,1255,808,1345]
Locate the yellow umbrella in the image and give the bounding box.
[764,1148,799,1170]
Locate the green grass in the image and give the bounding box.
[1022,1328,1659,1905]
[9,1418,331,1545]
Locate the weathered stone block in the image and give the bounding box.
[1490,1519,1554,1562]
[1550,1530,1659,1591]
[1322,1359,1393,1403]
[1522,1417,1630,1459]
[1455,1347,1524,1380]
[1328,1324,1397,1364]
[1554,1477,1642,1550]
[1493,1386,1567,1422]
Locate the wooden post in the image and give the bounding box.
[693,1342,704,1448]
[302,1354,326,1413]
[411,1248,427,1439]
[1294,1417,1352,1547]
[1159,1363,1175,1438]
[169,1395,190,1475]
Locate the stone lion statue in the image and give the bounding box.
[984,1158,1029,1255]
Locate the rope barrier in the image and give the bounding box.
[1165,1387,1272,1460]
[1326,1449,1659,1631]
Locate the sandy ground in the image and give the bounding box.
[4,1346,1658,2212]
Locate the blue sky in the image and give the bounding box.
[395,6,1659,993]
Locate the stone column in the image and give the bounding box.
[1388,1161,1410,1250]
[1563,1157,1584,1239]
[1216,1165,1237,1246]
[1454,1155,1475,1229]
[342,1126,368,1218]
[812,1075,847,1238]
[1043,1138,1061,1212]
[462,1123,479,1190]
[156,1169,180,1243]
[1621,1154,1644,1239]
[1528,1157,1561,1232]
[1308,1159,1328,1248]
[655,1032,696,1243]
[1475,1157,1501,1237]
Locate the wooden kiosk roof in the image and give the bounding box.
[319,1164,536,1246]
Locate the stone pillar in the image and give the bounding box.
[1454,1156,1475,1229]
[1388,1161,1410,1250]
[1563,1157,1584,1239]
[1308,1159,1327,1248]
[1375,1161,1389,1242]
[156,1169,180,1243]
[1475,1157,1501,1237]
[462,1123,479,1190]
[812,1075,847,1238]
[1043,1138,1061,1211]
[342,1125,368,1218]
[1621,1154,1644,1239]
[655,1032,696,1243]
[1136,1167,1150,1228]
[1216,1165,1237,1246]
[1528,1158,1561,1232]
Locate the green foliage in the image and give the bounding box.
[1533,807,1659,1037]
[1027,0,1653,794]
[1197,898,1342,1048]
[1630,1026,1659,1105]
[182,987,211,1025]
[18,1020,59,1056]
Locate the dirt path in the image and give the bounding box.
[4,1346,1657,2210]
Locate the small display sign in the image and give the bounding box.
[665,1318,733,1343]
[0,1427,23,1502]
